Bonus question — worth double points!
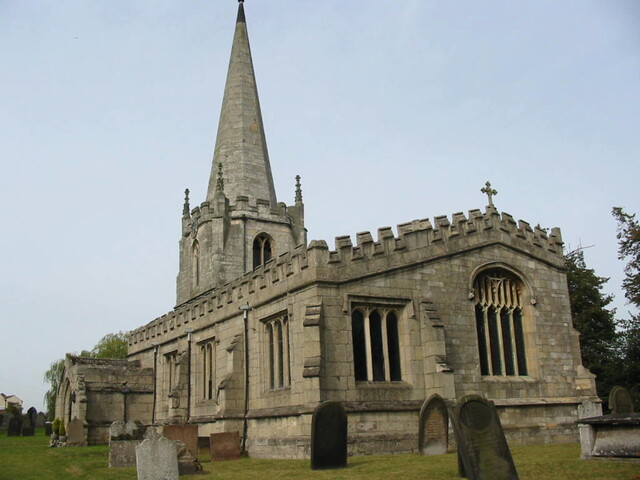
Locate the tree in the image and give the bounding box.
[42,331,128,419]
[564,248,621,398]
[612,207,640,406]
[90,331,128,359]
[43,358,65,420]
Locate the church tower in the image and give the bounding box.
[176,1,306,305]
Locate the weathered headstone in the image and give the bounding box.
[419,394,449,455]
[66,417,86,446]
[609,386,635,414]
[449,395,519,480]
[576,399,603,458]
[176,440,203,474]
[135,428,179,480]
[209,431,241,461]
[109,420,146,468]
[36,412,47,428]
[163,424,199,460]
[44,421,53,436]
[310,401,348,470]
[7,417,22,436]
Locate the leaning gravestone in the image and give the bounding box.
[162,424,199,460]
[419,394,449,455]
[136,427,179,480]
[109,421,146,468]
[210,431,241,461]
[310,401,348,470]
[609,386,635,414]
[66,417,86,446]
[449,395,519,480]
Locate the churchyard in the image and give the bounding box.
[1,428,638,480]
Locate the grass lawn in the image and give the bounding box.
[1,429,639,480]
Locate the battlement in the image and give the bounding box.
[129,206,563,349]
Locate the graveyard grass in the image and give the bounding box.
[1,429,639,480]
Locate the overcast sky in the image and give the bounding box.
[1,1,638,412]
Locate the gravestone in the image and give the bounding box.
[163,424,199,460]
[109,420,146,468]
[609,386,635,414]
[176,440,203,474]
[310,401,348,470]
[449,395,519,480]
[7,417,22,436]
[577,399,603,458]
[66,417,86,446]
[209,431,241,461]
[44,422,53,436]
[135,428,179,480]
[36,412,47,428]
[22,407,37,436]
[419,394,449,455]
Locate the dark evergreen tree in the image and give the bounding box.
[564,249,621,398]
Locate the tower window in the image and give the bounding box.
[474,268,528,376]
[253,233,274,269]
[192,241,200,287]
[351,307,402,382]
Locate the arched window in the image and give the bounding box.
[264,313,290,390]
[351,307,402,382]
[253,233,274,269]
[201,341,215,400]
[474,268,528,376]
[192,241,200,287]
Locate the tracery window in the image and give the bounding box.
[200,341,216,400]
[264,313,290,390]
[352,307,402,382]
[474,269,528,376]
[253,233,273,269]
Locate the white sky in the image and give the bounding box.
[1,1,638,412]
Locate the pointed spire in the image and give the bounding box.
[206,1,277,208]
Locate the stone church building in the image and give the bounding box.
[57,2,598,456]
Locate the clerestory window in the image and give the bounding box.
[352,307,402,382]
[253,233,274,269]
[474,269,528,376]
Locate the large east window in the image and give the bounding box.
[474,268,528,376]
[352,307,402,382]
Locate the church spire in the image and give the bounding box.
[206,1,277,207]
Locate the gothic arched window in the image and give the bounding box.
[253,233,274,269]
[264,314,290,390]
[474,268,528,376]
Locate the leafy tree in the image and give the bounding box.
[612,207,640,406]
[42,331,128,419]
[90,331,128,359]
[564,249,621,398]
[43,358,65,420]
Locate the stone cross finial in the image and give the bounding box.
[183,188,190,215]
[216,163,225,193]
[295,175,303,203]
[481,181,497,207]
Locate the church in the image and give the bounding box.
[56,2,598,457]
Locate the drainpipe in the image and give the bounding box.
[185,328,193,422]
[239,304,250,453]
[151,342,159,424]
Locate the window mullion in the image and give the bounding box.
[381,310,391,382]
[364,310,373,381]
[482,306,492,375]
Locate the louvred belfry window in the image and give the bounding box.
[474,269,528,376]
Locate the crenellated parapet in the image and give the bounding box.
[129,206,564,351]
